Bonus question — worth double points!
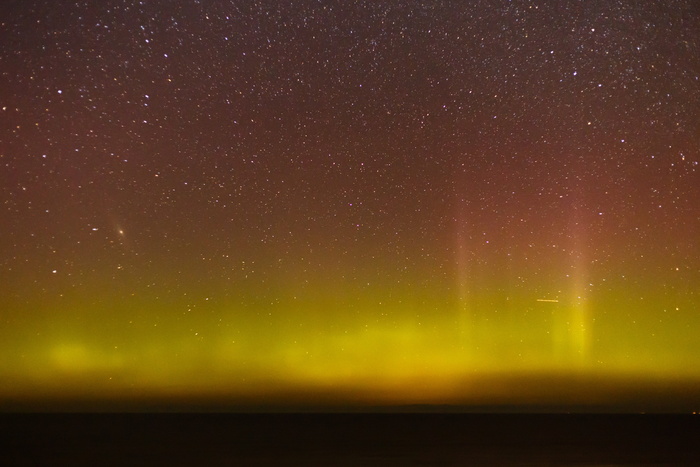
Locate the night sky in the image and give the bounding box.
[1,1,699,409]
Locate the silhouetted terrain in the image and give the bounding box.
[2,413,699,466]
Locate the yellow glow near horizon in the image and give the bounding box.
[2,296,699,407]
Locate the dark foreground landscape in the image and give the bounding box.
[2,413,699,466]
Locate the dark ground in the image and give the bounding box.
[1,413,699,466]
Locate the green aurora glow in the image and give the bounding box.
[1,1,699,410]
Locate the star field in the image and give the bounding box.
[1,1,699,408]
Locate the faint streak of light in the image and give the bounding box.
[537,299,559,303]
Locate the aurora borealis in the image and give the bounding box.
[1,0,699,410]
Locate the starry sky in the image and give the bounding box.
[1,0,699,410]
